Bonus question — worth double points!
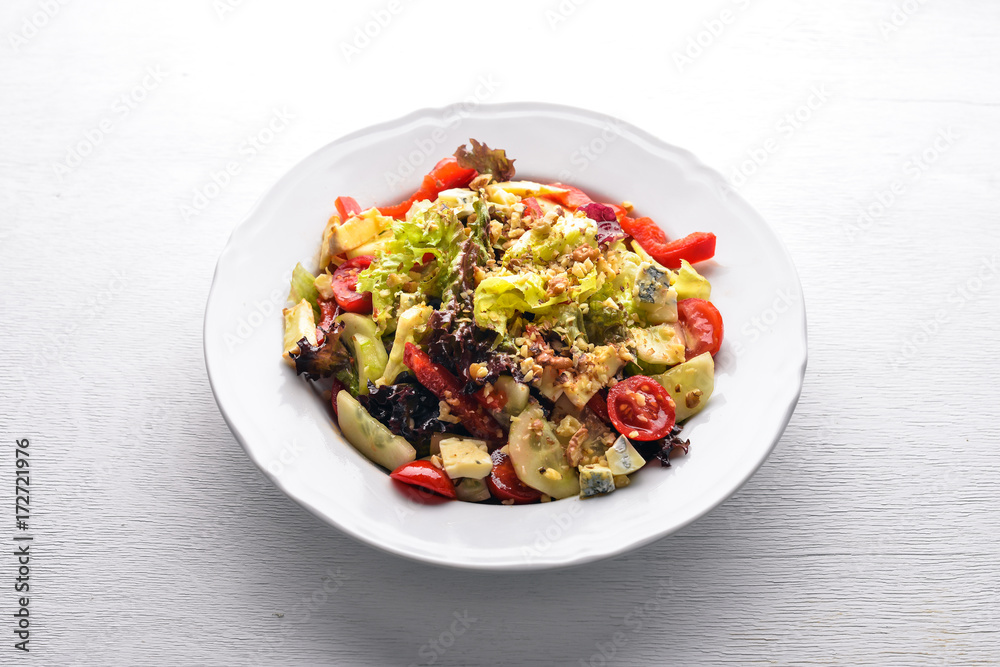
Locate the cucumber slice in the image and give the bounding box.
[494,375,530,416]
[508,403,580,499]
[652,352,714,422]
[336,391,416,470]
[353,334,388,394]
[455,478,491,503]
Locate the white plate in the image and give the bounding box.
[204,102,807,571]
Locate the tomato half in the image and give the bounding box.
[389,460,456,499]
[677,298,724,360]
[331,255,374,314]
[486,450,542,504]
[607,375,676,441]
[587,390,611,424]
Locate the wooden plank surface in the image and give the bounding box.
[1,0,998,664]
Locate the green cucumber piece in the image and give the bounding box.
[336,391,416,470]
[508,403,580,499]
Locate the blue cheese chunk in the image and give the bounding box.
[439,438,492,480]
[634,262,678,324]
[579,464,615,497]
[606,435,646,475]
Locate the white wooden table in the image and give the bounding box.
[2,0,998,664]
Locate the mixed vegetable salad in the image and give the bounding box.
[281,140,723,504]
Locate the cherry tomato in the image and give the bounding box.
[486,450,542,504]
[607,375,676,441]
[331,255,374,314]
[334,196,362,220]
[677,298,724,360]
[329,381,346,417]
[389,460,456,499]
[587,390,611,424]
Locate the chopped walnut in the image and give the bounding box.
[564,426,588,467]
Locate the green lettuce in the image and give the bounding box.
[357,206,468,332]
[288,263,320,318]
[474,273,562,335]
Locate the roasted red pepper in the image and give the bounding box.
[545,183,625,218]
[402,343,504,441]
[334,196,362,220]
[620,217,717,269]
[379,157,478,219]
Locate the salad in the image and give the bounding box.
[281,140,722,504]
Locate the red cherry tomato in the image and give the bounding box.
[486,450,542,504]
[331,255,374,314]
[607,375,676,441]
[587,390,611,424]
[389,460,457,499]
[329,381,346,417]
[334,196,362,220]
[677,298,724,360]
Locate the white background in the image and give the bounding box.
[2,0,998,665]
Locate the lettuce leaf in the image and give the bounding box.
[474,273,562,336]
[356,206,468,332]
[288,320,354,382]
[454,139,516,182]
[288,263,320,318]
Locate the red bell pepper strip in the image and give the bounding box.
[379,157,478,219]
[545,182,626,218]
[334,196,362,220]
[403,343,504,441]
[620,217,716,269]
[521,196,543,219]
